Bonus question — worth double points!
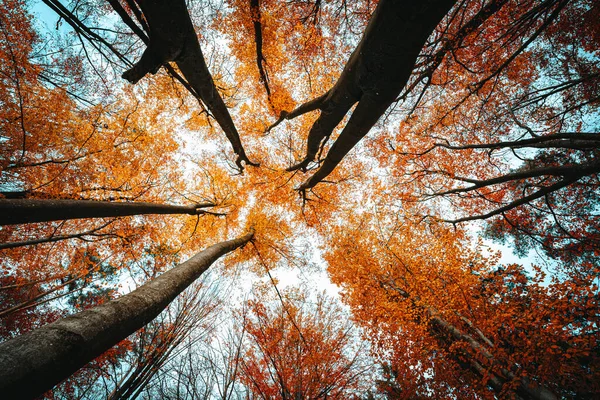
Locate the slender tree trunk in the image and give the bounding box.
[428,310,558,400]
[121,0,257,170]
[383,280,557,399]
[249,0,272,105]
[0,230,253,399]
[0,199,214,225]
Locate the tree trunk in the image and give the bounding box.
[428,310,558,400]
[382,280,557,399]
[0,199,214,225]
[285,0,456,189]
[0,230,254,399]
[249,0,273,105]
[121,0,257,170]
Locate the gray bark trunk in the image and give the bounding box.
[0,199,213,225]
[0,230,253,399]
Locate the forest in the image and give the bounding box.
[0,0,598,398]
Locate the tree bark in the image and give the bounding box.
[0,199,215,225]
[121,0,257,170]
[285,0,456,189]
[0,230,254,399]
[250,0,272,104]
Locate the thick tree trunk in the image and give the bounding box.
[121,0,256,170]
[0,230,254,399]
[284,0,456,189]
[0,199,214,225]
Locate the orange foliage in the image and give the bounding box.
[238,289,368,399]
[325,206,599,398]
[1,0,599,398]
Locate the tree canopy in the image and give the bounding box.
[0,0,598,398]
